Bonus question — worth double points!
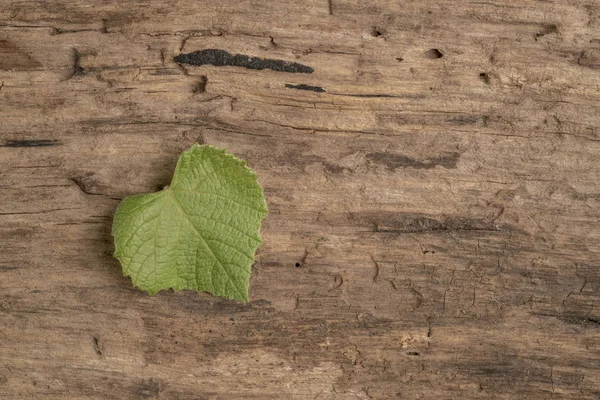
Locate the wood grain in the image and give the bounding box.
[1,0,600,398]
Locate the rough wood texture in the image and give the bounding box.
[1,1,600,398]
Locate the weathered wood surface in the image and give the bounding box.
[1,0,600,398]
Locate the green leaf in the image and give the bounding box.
[111,144,268,302]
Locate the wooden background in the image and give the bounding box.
[2,0,600,398]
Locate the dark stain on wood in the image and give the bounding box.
[174,49,314,73]
[366,152,460,170]
[448,115,483,125]
[323,162,346,174]
[1,140,60,147]
[285,83,326,92]
[369,213,499,234]
[130,378,161,399]
[336,93,410,98]
[149,68,180,76]
[0,40,42,70]
[555,315,600,328]
[271,147,327,171]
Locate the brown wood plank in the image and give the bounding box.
[1,0,600,398]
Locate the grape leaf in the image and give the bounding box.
[111,144,268,302]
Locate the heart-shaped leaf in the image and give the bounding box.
[112,144,268,301]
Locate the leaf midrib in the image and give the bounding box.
[166,188,246,300]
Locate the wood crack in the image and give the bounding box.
[70,177,122,200]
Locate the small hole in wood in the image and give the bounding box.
[425,48,443,59]
[479,72,490,84]
[295,262,301,268]
[371,27,385,38]
[192,76,207,93]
